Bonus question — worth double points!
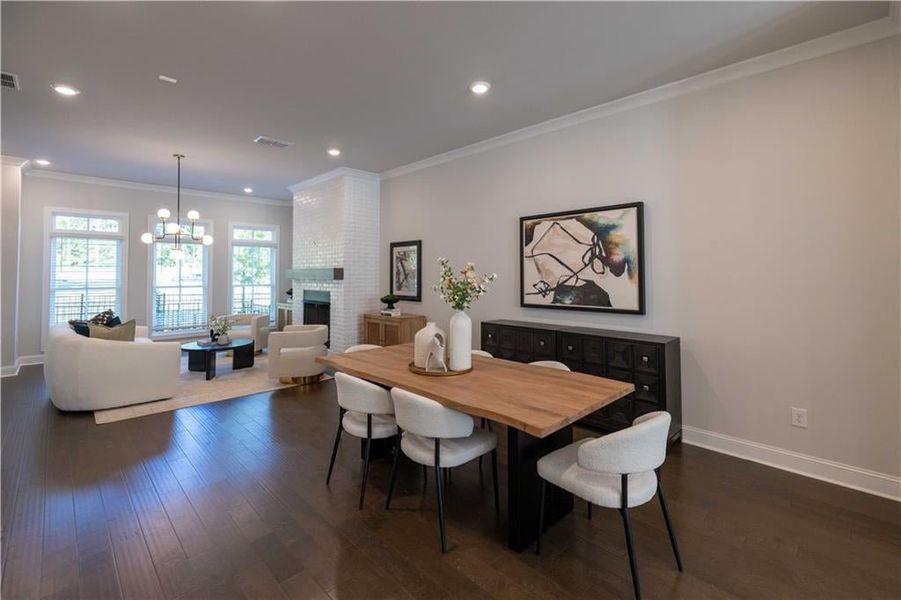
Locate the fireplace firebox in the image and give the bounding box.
[302,290,330,346]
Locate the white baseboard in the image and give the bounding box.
[0,354,44,378]
[682,426,901,502]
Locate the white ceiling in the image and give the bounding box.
[1,2,889,200]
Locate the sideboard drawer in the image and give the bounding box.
[583,337,605,365]
[607,341,633,369]
[514,330,532,353]
[533,331,555,359]
[561,359,583,372]
[600,397,632,427]
[633,344,660,374]
[633,399,659,419]
[634,373,660,405]
[482,324,499,352]
[606,367,633,384]
[498,327,516,350]
[559,334,582,361]
[582,362,605,377]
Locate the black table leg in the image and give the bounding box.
[507,426,573,552]
[205,351,216,380]
[187,349,207,373]
[232,342,255,370]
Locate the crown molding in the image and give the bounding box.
[1,155,30,169]
[382,15,900,180]
[24,169,292,206]
[288,167,380,195]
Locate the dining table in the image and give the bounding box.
[317,343,635,552]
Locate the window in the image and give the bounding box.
[150,221,211,334]
[229,224,278,321]
[46,209,127,331]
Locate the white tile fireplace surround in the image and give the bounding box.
[289,168,380,352]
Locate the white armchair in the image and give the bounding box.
[223,313,270,352]
[268,324,328,385]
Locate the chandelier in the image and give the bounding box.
[140,154,213,260]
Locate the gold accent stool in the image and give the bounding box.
[280,374,322,386]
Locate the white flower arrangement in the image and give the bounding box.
[432,257,498,311]
[208,315,232,336]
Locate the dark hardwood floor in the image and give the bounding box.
[2,365,899,599]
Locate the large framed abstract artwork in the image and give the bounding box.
[520,202,645,314]
[389,240,422,301]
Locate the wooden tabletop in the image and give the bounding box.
[317,344,634,438]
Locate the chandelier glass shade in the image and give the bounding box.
[141,154,213,257]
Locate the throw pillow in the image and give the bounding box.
[68,320,90,337]
[89,309,117,326]
[88,319,136,342]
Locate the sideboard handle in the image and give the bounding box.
[642,355,649,362]
[642,384,650,391]
[538,340,545,346]
[567,345,574,351]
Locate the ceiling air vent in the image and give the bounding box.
[1,72,20,90]
[253,135,293,148]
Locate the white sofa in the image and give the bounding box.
[44,323,181,411]
[268,324,328,384]
[223,313,270,351]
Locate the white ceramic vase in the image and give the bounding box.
[414,322,445,368]
[448,310,472,371]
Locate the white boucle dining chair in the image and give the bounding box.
[529,360,570,370]
[471,350,495,432]
[535,411,682,599]
[386,388,499,553]
[326,372,398,510]
[344,344,382,353]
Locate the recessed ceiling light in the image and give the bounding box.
[243,187,253,194]
[470,81,491,95]
[34,159,51,166]
[327,148,341,157]
[52,83,80,96]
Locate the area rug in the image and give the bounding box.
[94,353,330,424]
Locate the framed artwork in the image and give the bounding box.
[389,240,422,301]
[520,202,645,314]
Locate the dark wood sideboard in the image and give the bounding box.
[480,319,681,443]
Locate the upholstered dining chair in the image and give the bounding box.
[471,349,493,358]
[327,372,398,510]
[345,344,381,353]
[535,411,682,599]
[386,388,499,553]
[529,360,570,371]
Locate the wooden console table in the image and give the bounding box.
[362,313,426,346]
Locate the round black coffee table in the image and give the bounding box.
[181,338,254,380]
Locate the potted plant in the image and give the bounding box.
[433,258,497,371]
[380,293,400,310]
[209,315,232,345]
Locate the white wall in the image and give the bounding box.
[381,37,900,481]
[1,158,25,369]
[17,173,293,357]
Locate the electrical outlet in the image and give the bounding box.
[791,407,808,428]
